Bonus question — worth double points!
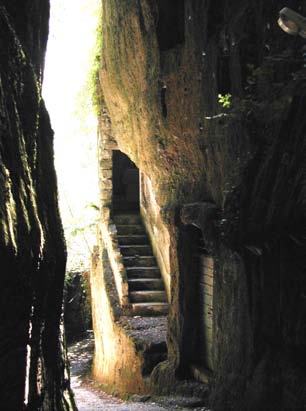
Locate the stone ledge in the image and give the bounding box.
[118,316,168,376]
[99,216,129,307]
[118,316,167,348]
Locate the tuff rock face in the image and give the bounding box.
[1,0,306,410]
[99,0,306,409]
[0,2,75,409]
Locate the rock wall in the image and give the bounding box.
[100,0,306,409]
[90,245,150,395]
[140,173,171,299]
[0,2,75,409]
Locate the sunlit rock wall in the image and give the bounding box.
[140,173,171,299]
[100,0,306,409]
[0,2,75,409]
[91,245,150,395]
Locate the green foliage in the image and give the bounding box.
[64,270,92,341]
[218,93,232,108]
[63,201,99,272]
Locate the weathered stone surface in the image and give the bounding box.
[100,149,112,160]
[0,2,75,409]
[90,249,163,396]
[101,178,112,190]
[99,0,306,409]
[101,169,112,179]
[100,159,112,170]
[104,139,118,150]
[101,189,112,201]
[181,202,219,253]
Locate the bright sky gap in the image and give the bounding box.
[43,0,100,271]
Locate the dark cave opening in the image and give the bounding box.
[156,0,185,51]
[112,150,140,213]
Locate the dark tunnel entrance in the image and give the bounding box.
[156,0,185,51]
[112,150,140,213]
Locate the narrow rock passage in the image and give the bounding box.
[68,333,209,411]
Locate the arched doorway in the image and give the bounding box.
[112,150,140,213]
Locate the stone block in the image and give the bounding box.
[203,292,213,305]
[102,200,111,208]
[101,207,110,221]
[100,159,112,170]
[100,149,112,160]
[104,140,118,150]
[202,273,214,287]
[101,189,112,201]
[101,179,112,190]
[203,302,213,316]
[108,223,117,235]
[101,133,113,143]
[113,247,121,259]
[101,169,112,179]
[200,256,214,269]
[205,328,213,346]
[111,238,119,248]
[117,262,124,272]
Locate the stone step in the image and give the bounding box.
[115,224,145,235]
[117,235,148,245]
[124,256,157,267]
[128,278,164,291]
[129,290,168,303]
[131,302,169,316]
[113,214,142,225]
[126,267,161,278]
[120,244,152,256]
[113,212,169,317]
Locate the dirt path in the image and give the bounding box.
[68,334,209,411]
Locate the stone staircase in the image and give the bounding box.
[113,214,169,316]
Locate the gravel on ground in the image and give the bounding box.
[68,332,210,411]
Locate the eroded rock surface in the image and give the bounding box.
[69,335,209,411]
[0,2,75,409]
[98,1,306,409]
